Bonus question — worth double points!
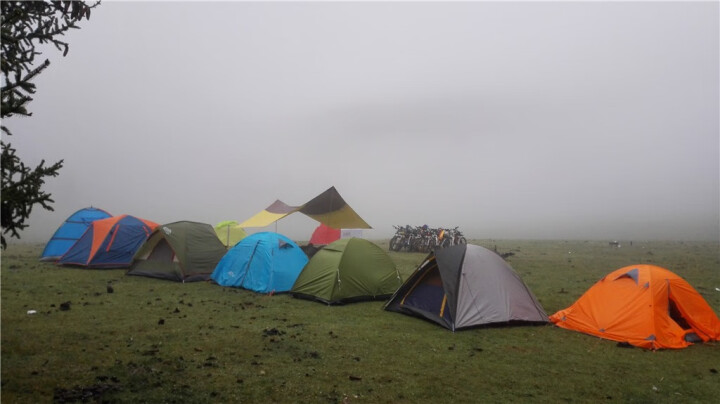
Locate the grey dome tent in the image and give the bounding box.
[127,221,228,282]
[385,244,548,331]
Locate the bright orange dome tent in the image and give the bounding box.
[550,264,720,349]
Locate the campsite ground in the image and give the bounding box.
[2,240,719,403]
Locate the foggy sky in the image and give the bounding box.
[6,1,719,243]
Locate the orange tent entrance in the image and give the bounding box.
[550,264,720,349]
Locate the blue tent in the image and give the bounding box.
[40,207,112,261]
[211,232,308,294]
[58,215,158,268]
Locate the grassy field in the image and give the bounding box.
[2,240,719,403]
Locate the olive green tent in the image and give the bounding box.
[127,221,228,282]
[291,238,402,304]
[214,220,248,248]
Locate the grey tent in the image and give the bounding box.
[127,221,228,282]
[385,244,548,330]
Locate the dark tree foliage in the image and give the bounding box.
[1,1,99,248]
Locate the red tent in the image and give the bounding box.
[309,223,341,245]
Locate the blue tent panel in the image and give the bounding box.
[58,215,156,268]
[90,216,154,266]
[41,207,112,261]
[211,232,308,293]
[58,227,94,265]
[401,268,453,325]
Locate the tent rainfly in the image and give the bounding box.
[385,244,548,331]
[41,207,112,261]
[292,238,402,304]
[128,221,228,282]
[58,215,158,268]
[550,264,720,349]
[211,232,308,294]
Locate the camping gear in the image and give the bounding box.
[309,223,341,245]
[58,215,157,268]
[550,264,720,349]
[238,186,371,229]
[40,207,112,261]
[214,220,248,248]
[292,238,402,304]
[211,232,308,293]
[385,244,548,330]
[127,221,228,282]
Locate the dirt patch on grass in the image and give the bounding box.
[53,378,120,403]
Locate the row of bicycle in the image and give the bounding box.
[389,225,466,253]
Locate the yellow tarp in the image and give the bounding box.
[238,187,371,229]
[237,210,295,229]
[301,203,370,229]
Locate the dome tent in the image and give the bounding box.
[385,244,548,331]
[128,221,228,282]
[550,264,720,349]
[58,215,157,268]
[211,232,308,294]
[41,207,112,261]
[292,238,402,305]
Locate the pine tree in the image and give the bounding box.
[1,1,99,248]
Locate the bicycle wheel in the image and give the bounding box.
[389,236,402,251]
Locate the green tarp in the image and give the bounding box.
[291,238,402,304]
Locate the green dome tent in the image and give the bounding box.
[214,220,248,248]
[128,221,228,282]
[291,238,402,304]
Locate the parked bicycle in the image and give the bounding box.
[390,225,465,252]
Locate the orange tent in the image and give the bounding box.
[550,264,720,349]
[58,215,158,268]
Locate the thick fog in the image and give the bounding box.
[5,1,719,243]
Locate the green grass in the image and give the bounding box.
[2,240,719,403]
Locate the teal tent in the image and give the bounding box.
[211,232,308,294]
